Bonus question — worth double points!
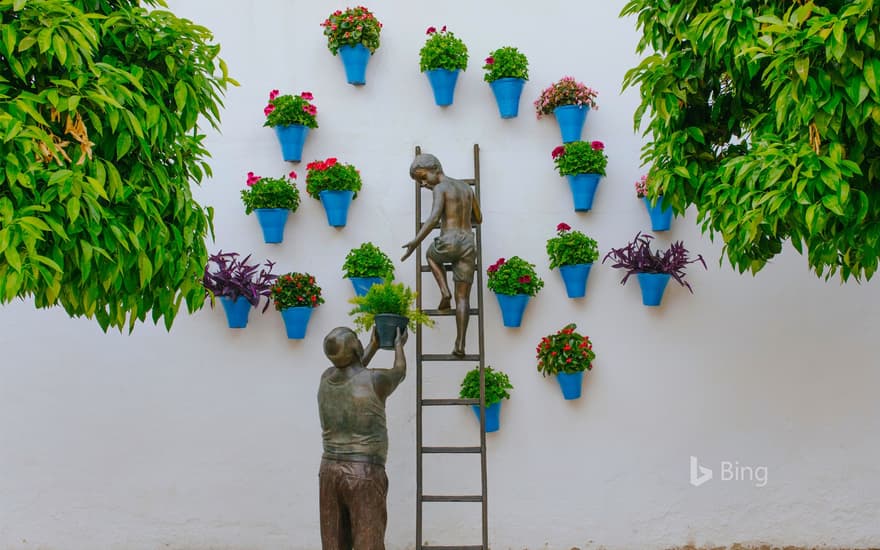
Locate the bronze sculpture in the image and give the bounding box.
[317,326,407,550]
[402,153,482,357]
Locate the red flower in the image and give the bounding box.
[566,358,572,363]
[551,145,565,159]
[269,89,280,100]
[496,257,506,266]
[518,275,531,284]
[441,25,447,32]
[563,344,571,351]
[289,170,297,180]
[487,264,498,274]
[485,56,494,65]
[326,157,338,167]
[263,104,275,116]
[426,26,436,34]
[301,91,314,100]
[246,171,261,186]
[556,222,571,232]
[591,140,605,151]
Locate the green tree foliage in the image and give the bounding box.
[621,0,880,280]
[0,0,234,330]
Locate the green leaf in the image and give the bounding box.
[174,81,187,112]
[794,57,809,84]
[5,246,22,272]
[116,132,131,159]
[865,59,880,96]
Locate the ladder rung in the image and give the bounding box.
[422,546,484,550]
[422,308,479,316]
[422,495,483,503]
[422,446,482,454]
[421,354,480,362]
[421,398,479,406]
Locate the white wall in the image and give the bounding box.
[2,1,880,549]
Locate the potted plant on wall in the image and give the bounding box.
[263,89,318,162]
[536,323,595,400]
[342,242,395,296]
[241,170,301,243]
[419,25,469,106]
[636,174,674,231]
[552,141,608,212]
[320,6,382,86]
[486,256,544,328]
[202,251,277,329]
[459,365,513,433]
[348,279,433,349]
[271,272,325,339]
[483,46,529,118]
[535,76,599,143]
[546,222,599,299]
[306,157,363,227]
[602,232,707,306]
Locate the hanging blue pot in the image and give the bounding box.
[280,306,313,339]
[470,401,502,433]
[553,104,590,143]
[494,293,530,328]
[637,272,671,306]
[319,190,355,227]
[566,173,602,212]
[558,263,593,299]
[349,276,383,296]
[254,208,289,243]
[219,296,252,329]
[643,196,673,231]
[338,44,371,85]
[425,69,460,106]
[273,124,309,162]
[556,371,584,400]
[489,78,526,118]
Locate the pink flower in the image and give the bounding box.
[269,89,280,100]
[557,222,571,232]
[246,171,261,186]
[591,140,605,151]
[301,91,314,100]
[263,104,275,116]
[441,25,446,32]
[426,26,436,34]
[518,275,531,284]
[289,170,297,180]
[485,56,494,65]
[551,145,565,159]
[302,104,318,116]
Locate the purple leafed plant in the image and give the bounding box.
[602,232,707,292]
[202,251,277,312]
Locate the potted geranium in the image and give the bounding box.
[546,222,599,299]
[552,141,608,212]
[459,365,513,433]
[486,256,544,328]
[536,323,595,400]
[271,272,325,339]
[305,157,363,227]
[202,251,277,329]
[240,170,301,243]
[602,232,707,306]
[535,76,599,143]
[483,46,529,118]
[320,6,382,85]
[342,242,395,296]
[263,89,318,162]
[636,174,674,231]
[419,25,468,106]
[348,279,433,349]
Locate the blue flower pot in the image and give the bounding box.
[470,401,502,433]
[273,124,309,162]
[319,190,355,227]
[566,173,602,212]
[219,296,252,329]
[643,196,673,231]
[558,263,593,299]
[349,276,383,296]
[280,306,313,339]
[254,208,289,243]
[553,104,590,143]
[494,293,530,328]
[489,77,525,118]
[339,44,370,85]
[556,371,584,400]
[637,272,671,306]
[425,69,460,106]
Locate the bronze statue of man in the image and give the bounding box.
[402,153,482,357]
[317,326,407,550]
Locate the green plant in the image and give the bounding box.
[270,272,324,310]
[263,90,318,128]
[536,323,595,376]
[552,141,608,176]
[419,25,468,72]
[305,157,363,199]
[621,1,880,281]
[240,171,301,214]
[482,46,529,83]
[459,365,513,406]
[546,223,599,269]
[534,76,598,118]
[486,256,544,296]
[347,279,434,332]
[320,6,382,55]
[0,0,235,331]
[342,242,394,279]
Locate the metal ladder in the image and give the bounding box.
[413,144,488,550]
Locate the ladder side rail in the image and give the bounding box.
[472,143,488,550]
[414,145,424,550]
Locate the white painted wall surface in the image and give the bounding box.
[2,1,880,549]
